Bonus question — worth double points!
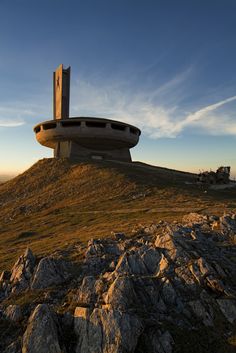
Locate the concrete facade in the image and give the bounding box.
[34,117,140,162]
[34,65,141,162]
[53,65,70,120]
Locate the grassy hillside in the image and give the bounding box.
[0,158,236,270]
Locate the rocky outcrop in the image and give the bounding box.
[0,212,236,352]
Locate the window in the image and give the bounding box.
[43,123,57,130]
[61,121,81,127]
[86,121,106,128]
[34,126,41,133]
[111,123,125,131]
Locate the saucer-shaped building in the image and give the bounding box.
[34,116,140,162]
[34,65,141,162]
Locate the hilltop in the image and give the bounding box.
[0,158,236,270]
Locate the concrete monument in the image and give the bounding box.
[53,64,70,120]
[34,65,141,162]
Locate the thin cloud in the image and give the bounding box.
[0,100,50,128]
[71,75,236,139]
[0,120,25,127]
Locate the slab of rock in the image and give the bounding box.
[217,299,236,324]
[188,300,213,326]
[22,304,62,353]
[77,276,97,305]
[105,276,136,310]
[31,257,71,289]
[220,214,236,233]
[10,248,35,293]
[114,246,160,276]
[74,306,142,353]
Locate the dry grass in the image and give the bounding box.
[0,158,236,270]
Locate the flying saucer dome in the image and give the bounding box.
[33,65,141,162]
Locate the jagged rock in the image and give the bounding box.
[22,304,62,353]
[158,331,174,353]
[182,213,208,226]
[137,329,174,353]
[5,305,22,322]
[74,306,142,353]
[105,276,136,310]
[77,276,97,305]
[111,232,126,241]
[143,223,159,234]
[114,245,160,276]
[1,212,236,352]
[220,214,236,233]
[31,257,71,289]
[155,227,189,260]
[141,246,161,273]
[86,239,120,258]
[3,341,21,353]
[157,254,169,275]
[114,252,146,275]
[0,270,10,282]
[62,311,74,327]
[217,299,236,323]
[10,248,35,293]
[188,300,213,326]
[160,278,177,306]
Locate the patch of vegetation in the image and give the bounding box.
[2,289,45,307]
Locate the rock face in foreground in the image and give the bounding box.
[0,212,236,353]
[22,304,62,353]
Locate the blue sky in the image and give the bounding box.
[0,0,236,176]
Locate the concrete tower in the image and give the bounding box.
[34,65,141,162]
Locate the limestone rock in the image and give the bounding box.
[134,329,174,353]
[22,304,62,353]
[217,299,236,323]
[31,256,71,289]
[182,213,207,226]
[10,248,35,293]
[77,276,97,305]
[74,306,142,353]
[220,214,236,233]
[188,300,213,326]
[160,278,177,306]
[105,276,136,310]
[1,212,236,352]
[3,341,21,353]
[5,305,22,322]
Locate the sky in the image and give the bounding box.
[0,0,236,177]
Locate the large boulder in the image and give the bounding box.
[31,257,71,289]
[105,276,136,310]
[74,307,142,353]
[10,248,35,293]
[22,304,62,353]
